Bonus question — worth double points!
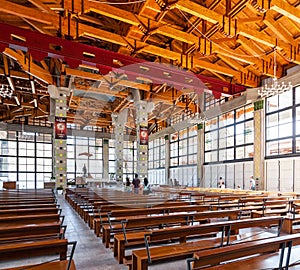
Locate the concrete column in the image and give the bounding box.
[253,100,265,190]
[113,109,128,182]
[165,135,170,184]
[103,139,109,180]
[49,86,70,190]
[136,101,149,179]
[197,123,205,187]
[115,124,124,182]
[197,92,205,187]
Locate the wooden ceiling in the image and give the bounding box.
[0,0,300,132]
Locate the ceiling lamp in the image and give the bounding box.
[259,47,292,98]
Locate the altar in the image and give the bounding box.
[86,178,110,188]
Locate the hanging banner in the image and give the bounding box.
[140,126,148,145]
[55,116,67,139]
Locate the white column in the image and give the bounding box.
[112,109,128,182]
[253,100,265,190]
[103,139,109,180]
[136,101,149,179]
[165,135,170,184]
[48,86,70,190]
[197,123,205,187]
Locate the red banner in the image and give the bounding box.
[140,126,148,145]
[55,117,67,139]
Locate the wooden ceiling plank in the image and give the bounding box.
[217,54,246,72]
[155,25,198,44]
[263,12,296,45]
[0,0,57,25]
[27,0,58,15]
[270,0,300,24]
[65,67,151,91]
[21,18,51,35]
[73,85,127,98]
[78,24,128,46]
[175,0,298,57]
[3,48,53,84]
[88,5,140,26]
[175,1,222,24]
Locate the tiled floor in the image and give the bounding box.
[3,194,300,270]
[61,194,184,270]
[60,194,128,270]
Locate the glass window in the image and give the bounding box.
[204,104,254,163]
[265,87,298,157]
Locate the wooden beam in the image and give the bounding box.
[270,0,300,24]
[175,0,300,55]
[65,67,151,91]
[3,48,53,84]
[27,0,58,15]
[0,0,57,25]
[263,12,296,45]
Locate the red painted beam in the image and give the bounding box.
[0,23,246,97]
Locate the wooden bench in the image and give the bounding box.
[281,202,300,234]
[103,209,240,248]
[0,213,64,227]
[2,260,76,270]
[129,216,283,270]
[103,213,190,248]
[251,199,289,218]
[0,207,61,217]
[0,203,58,210]
[0,239,73,261]
[93,201,193,235]
[0,240,76,270]
[0,222,66,243]
[188,233,300,270]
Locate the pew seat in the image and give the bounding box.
[188,233,300,270]
[2,260,76,270]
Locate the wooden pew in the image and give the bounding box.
[188,233,300,270]
[114,216,283,264]
[0,239,69,261]
[93,201,192,235]
[0,198,56,205]
[251,199,289,218]
[0,240,76,270]
[0,203,58,210]
[0,222,66,243]
[0,207,61,217]
[0,213,63,227]
[103,213,190,248]
[103,209,240,248]
[2,260,76,270]
[129,216,283,270]
[282,201,300,234]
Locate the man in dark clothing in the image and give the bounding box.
[132,173,140,194]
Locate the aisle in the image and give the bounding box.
[59,194,127,270]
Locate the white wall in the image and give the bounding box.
[204,161,253,190]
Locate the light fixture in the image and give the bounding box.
[33,98,38,108]
[259,47,292,98]
[0,84,14,98]
[30,80,36,94]
[14,96,20,106]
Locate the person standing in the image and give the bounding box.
[143,177,151,195]
[249,176,256,190]
[125,177,131,192]
[82,164,87,177]
[132,173,140,194]
[220,181,225,189]
[218,177,223,188]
